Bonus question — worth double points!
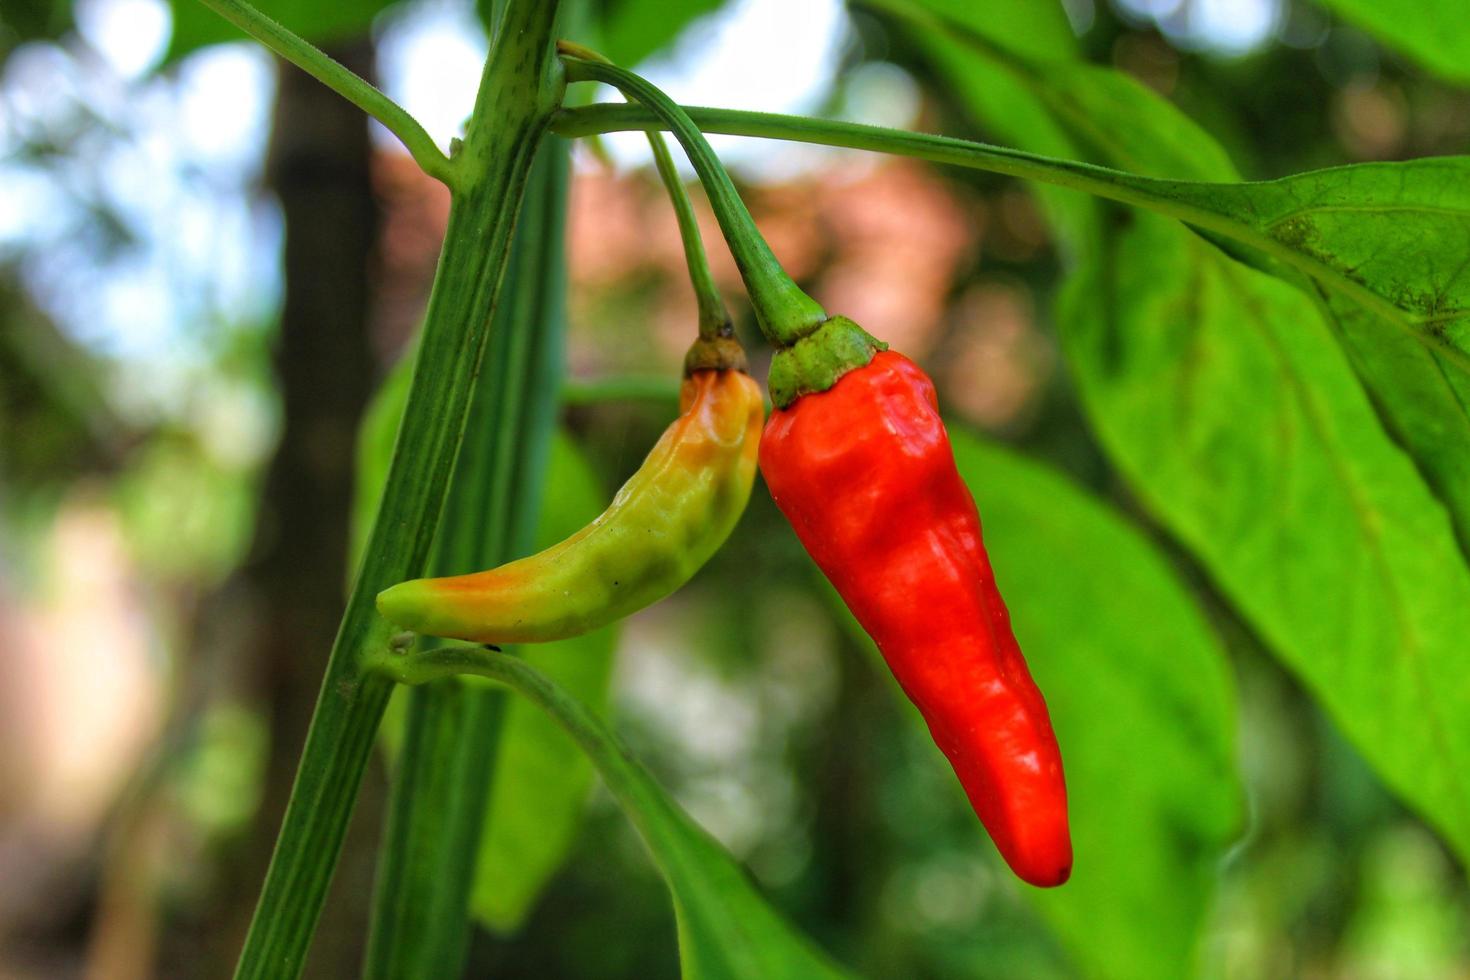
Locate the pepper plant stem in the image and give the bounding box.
[362,140,571,980]
[230,2,564,976]
[648,130,730,341]
[558,50,826,346]
[548,103,1423,341]
[190,0,453,185]
[367,644,696,865]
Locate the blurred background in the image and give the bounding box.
[2,0,1468,976]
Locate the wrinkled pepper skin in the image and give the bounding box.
[759,351,1071,887]
[378,368,764,643]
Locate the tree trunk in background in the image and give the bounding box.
[249,39,386,978]
[169,41,385,978]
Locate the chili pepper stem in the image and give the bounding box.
[646,124,749,375]
[557,45,823,346]
[649,131,731,342]
[558,47,883,404]
[560,42,742,373]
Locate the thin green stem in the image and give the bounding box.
[366,645,658,840]
[549,102,1463,371]
[549,103,1226,217]
[558,48,826,346]
[562,42,727,339]
[231,2,564,976]
[548,104,1137,206]
[362,139,571,980]
[191,0,454,185]
[648,131,730,342]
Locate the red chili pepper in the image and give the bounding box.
[760,350,1071,887]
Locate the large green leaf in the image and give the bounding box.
[1074,160,1470,550]
[1308,0,1470,85]
[897,0,1094,255]
[1060,212,1470,863]
[1311,291,1470,556]
[908,3,1470,870]
[896,0,1236,183]
[471,432,617,932]
[1034,77,1470,572]
[613,730,855,980]
[597,0,725,67]
[167,0,397,61]
[891,1,1470,546]
[949,432,1242,980]
[1161,162,1470,533]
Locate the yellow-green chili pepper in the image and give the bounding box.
[375,358,763,644]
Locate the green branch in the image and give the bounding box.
[549,103,1433,344]
[231,2,564,976]
[362,142,570,980]
[192,0,455,185]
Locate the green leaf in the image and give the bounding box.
[950,432,1242,980]
[1060,211,1470,867]
[1313,292,1470,556]
[902,0,1076,61]
[598,0,724,67]
[1153,160,1470,557]
[911,8,1470,871]
[889,1,1470,414]
[471,432,618,932]
[1308,0,1470,85]
[167,0,396,62]
[895,0,1094,255]
[601,718,854,980]
[896,0,1241,182]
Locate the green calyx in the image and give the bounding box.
[767,316,886,408]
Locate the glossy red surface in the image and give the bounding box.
[760,351,1071,887]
